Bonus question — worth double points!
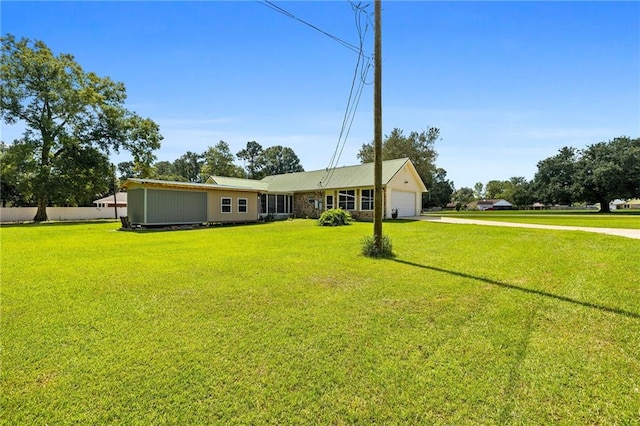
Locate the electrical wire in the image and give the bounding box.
[255,0,374,187]
[257,0,371,59]
[320,1,373,187]
[323,2,370,175]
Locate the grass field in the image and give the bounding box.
[426,210,640,229]
[2,219,639,424]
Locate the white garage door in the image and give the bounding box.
[391,191,417,217]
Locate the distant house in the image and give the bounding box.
[476,199,513,211]
[620,199,640,210]
[607,198,640,211]
[121,158,427,227]
[445,202,457,211]
[610,199,626,211]
[531,202,545,210]
[93,192,127,208]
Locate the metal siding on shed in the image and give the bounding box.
[128,188,145,224]
[147,189,207,224]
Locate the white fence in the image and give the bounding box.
[0,207,127,223]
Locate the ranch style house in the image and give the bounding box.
[121,158,427,227]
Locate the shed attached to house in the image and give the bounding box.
[122,179,261,227]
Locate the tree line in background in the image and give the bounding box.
[117,141,304,184]
[450,136,639,213]
[356,130,639,213]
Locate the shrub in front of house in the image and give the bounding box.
[361,234,394,258]
[317,208,352,226]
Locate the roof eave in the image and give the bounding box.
[122,179,261,193]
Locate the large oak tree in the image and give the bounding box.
[532,137,639,212]
[573,136,640,213]
[1,35,162,221]
[532,147,578,206]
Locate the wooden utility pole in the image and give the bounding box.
[373,0,383,251]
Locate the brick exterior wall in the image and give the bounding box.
[294,191,324,219]
[354,210,374,221]
[293,189,387,221]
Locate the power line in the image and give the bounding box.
[255,0,373,187]
[321,1,373,187]
[256,0,371,59]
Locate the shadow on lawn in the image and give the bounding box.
[391,258,640,320]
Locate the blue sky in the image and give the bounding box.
[2,1,638,189]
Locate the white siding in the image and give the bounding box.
[386,162,425,217]
[390,191,417,217]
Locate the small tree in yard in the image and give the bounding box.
[0,35,162,221]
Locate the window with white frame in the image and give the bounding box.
[221,197,232,213]
[361,189,374,210]
[338,190,355,210]
[238,198,248,213]
[326,195,334,210]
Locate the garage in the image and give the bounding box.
[390,190,417,217]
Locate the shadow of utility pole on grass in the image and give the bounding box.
[391,259,640,320]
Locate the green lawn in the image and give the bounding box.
[426,210,640,229]
[2,220,639,424]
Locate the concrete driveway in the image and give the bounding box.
[411,216,640,240]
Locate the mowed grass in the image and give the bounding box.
[427,210,640,229]
[1,220,639,424]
